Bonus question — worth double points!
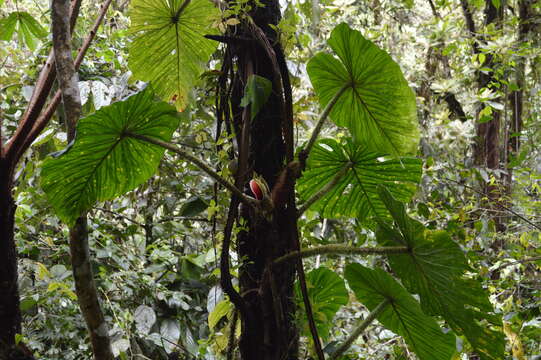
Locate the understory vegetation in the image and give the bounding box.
[0,0,540,359]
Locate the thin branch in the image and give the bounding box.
[297,162,352,217]
[93,207,144,226]
[329,298,391,360]
[494,256,541,271]
[274,245,409,265]
[4,0,83,165]
[125,132,256,209]
[300,83,350,165]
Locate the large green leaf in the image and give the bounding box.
[344,264,456,360]
[0,11,47,50]
[41,86,179,226]
[376,187,505,359]
[128,0,219,110]
[297,138,421,220]
[307,23,419,155]
[294,267,348,340]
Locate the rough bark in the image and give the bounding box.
[0,159,21,358]
[506,0,534,193]
[52,0,114,358]
[69,218,114,360]
[216,1,300,358]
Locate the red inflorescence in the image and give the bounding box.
[249,179,263,200]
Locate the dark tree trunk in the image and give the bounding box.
[221,1,299,358]
[506,0,533,194]
[462,0,504,231]
[0,160,21,358]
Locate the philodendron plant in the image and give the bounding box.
[41,11,504,360]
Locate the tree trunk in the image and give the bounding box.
[69,218,114,360]
[51,0,114,357]
[220,1,299,358]
[462,0,504,231]
[505,0,533,195]
[0,160,21,358]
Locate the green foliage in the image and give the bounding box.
[307,23,419,156]
[344,264,457,360]
[240,75,273,120]
[0,11,47,50]
[376,187,505,359]
[295,267,349,340]
[297,138,422,220]
[128,0,220,109]
[41,86,179,226]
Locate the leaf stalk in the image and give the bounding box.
[329,298,391,360]
[301,82,350,164]
[274,245,408,265]
[297,161,352,217]
[125,132,256,209]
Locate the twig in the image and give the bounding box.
[297,162,352,217]
[300,83,350,166]
[329,298,391,360]
[93,207,144,226]
[494,256,541,271]
[274,245,409,266]
[125,132,256,210]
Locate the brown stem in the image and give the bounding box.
[4,0,83,170]
[329,298,391,360]
[125,132,256,209]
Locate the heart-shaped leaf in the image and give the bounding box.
[297,138,421,221]
[307,23,419,155]
[41,86,179,226]
[128,0,220,109]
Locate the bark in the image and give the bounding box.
[217,1,300,358]
[461,0,504,231]
[69,218,114,360]
[506,0,533,193]
[0,159,21,358]
[52,0,114,358]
